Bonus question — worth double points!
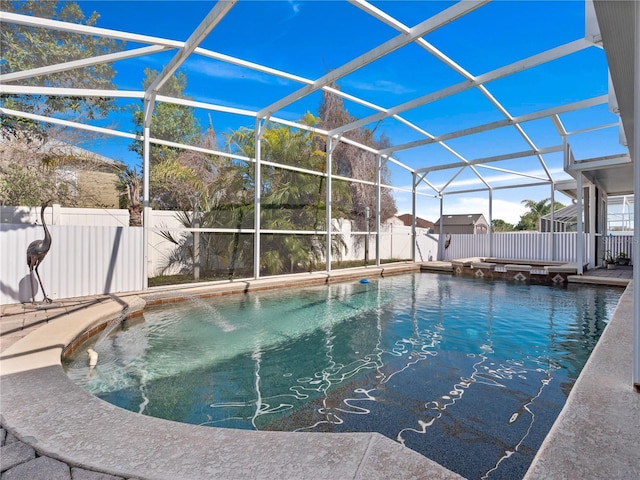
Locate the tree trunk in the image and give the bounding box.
[129,204,142,227]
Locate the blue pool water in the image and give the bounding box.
[64,273,622,479]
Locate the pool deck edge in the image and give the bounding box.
[1,267,637,479]
[523,280,640,479]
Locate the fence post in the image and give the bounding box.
[52,203,61,225]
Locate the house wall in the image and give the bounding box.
[0,143,121,208]
[77,170,120,208]
[438,224,475,235]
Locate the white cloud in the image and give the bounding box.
[428,167,568,190]
[287,1,301,15]
[395,195,527,226]
[187,59,289,86]
[343,79,415,95]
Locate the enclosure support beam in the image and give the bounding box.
[144,2,235,98]
[254,119,263,280]
[633,0,640,393]
[438,195,444,261]
[411,172,417,262]
[550,184,556,260]
[260,0,487,120]
[488,189,493,258]
[588,184,597,269]
[375,154,382,266]
[325,137,333,273]
[141,98,154,291]
[576,173,584,275]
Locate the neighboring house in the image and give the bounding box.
[0,136,124,208]
[389,213,435,231]
[434,213,489,234]
[384,215,406,227]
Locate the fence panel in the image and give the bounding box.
[433,232,582,263]
[1,224,143,305]
[3,204,611,305]
[440,233,487,260]
[415,230,439,262]
[1,205,130,227]
[379,224,433,261]
[59,208,130,227]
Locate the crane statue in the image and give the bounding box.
[27,200,53,305]
[444,233,452,250]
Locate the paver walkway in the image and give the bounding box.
[1,297,136,480]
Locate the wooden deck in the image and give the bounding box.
[421,260,632,287]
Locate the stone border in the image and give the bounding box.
[1,266,462,480]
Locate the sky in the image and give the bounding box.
[40,1,629,224]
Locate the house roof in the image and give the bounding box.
[397,214,434,229]
[434,214,486,226]
[0,136,124,171]
[37,140,122,167]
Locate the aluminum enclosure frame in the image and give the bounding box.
[0,0,636,389]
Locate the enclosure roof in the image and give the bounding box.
[0,0,633,199]
[540,204,578,224]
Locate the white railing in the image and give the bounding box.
[603,234,633,260]
[440,232,593,264]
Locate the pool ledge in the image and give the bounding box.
[0,290,462,479]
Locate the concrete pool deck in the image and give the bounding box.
[1,264,638,479]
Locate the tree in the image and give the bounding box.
[224,119,347,275]
[515,198,564,231]
[0,133,125,207]
[129,69,202,210]
[116,167,142,226]
[492,219,515,232]
[1,1,124,208]
[0,163,52,206]
[0,1,122,140]
[318,83,397,232]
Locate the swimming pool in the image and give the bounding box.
[64,273,621,479]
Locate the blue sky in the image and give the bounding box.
[66,0,626,224]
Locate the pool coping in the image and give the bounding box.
[1,265,464,480]
[1,266,638,479]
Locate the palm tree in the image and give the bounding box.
[226,123,347,275]
[116,167,142,226]
[516,198,564,231]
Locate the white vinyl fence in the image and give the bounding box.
[440,232,590,263]
[603,234,634,259]
[1,223,143,305]
[0,205,129,227]
[1,205,632,305]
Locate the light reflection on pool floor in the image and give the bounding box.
[64,273,621,480]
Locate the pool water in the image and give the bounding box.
[64,273,621,479]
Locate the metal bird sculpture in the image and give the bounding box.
[444,233,451,249]
[27,200,53,304]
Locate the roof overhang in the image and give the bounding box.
[590,0,636,196]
